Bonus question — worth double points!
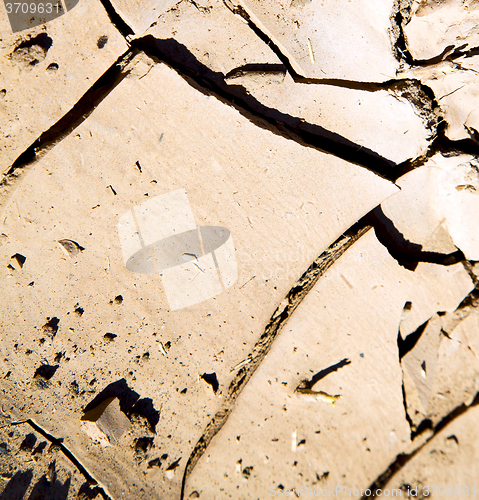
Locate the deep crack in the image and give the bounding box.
[98,0,134,39]
[132,36,397,179]
[362,392,479,498]
[366,207,465,270]
[6,419,115,500]
[180,221,372,499]
[0,48,137,209]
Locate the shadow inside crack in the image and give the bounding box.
[225,1,401,90]
[97,0,134,38]
[363,391,479,499]
[134,36,397,180]
[398,321,428,360]
[367,206,465,270]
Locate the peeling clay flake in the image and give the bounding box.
[295,387,341,405]
[307,38,315,64]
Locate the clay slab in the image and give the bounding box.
[404,0,479,61]
[0,54,398,498]
[0,0,128,175]
[226,0,400,82]
[186,230,412,497]
[148,0,430,164]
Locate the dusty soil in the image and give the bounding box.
[1,1,479,499]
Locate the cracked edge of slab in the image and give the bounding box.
[180,221,372,498]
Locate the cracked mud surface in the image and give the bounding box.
[2,1,479,499]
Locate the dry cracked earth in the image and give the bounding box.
[2,0,479,499]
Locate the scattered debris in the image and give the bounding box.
[11,253,26,268]
[41,317,60,339]
[58,239,85,257]
[242,465,253,479]
[307,38,315,64]
[147,457,162,468]
[134,436,154,460]
[74,304,84,316]
[97,35,109,49]
[158,342,168,356]
[200,372,219,394]
[46,62,59,73]
[295,387,341,405]
[165,458,181,480]
[34,364,59,381]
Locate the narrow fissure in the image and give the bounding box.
[132,36,397,179]
[180,221,372,499]
[225,0,410,91]
[362,392,479,498]
[98,0,135,38]
[365,207,466,270]
[375,284,479,496]
[397,322,428,438]
[0,48,137,208]
[393,119,479,182]
[6,419,114,500]
[399,366,416,435]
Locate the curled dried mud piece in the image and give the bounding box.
[58,239,85,257]
[294,387,341,405]
[42,317,59,339]
[11,253,26,268]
